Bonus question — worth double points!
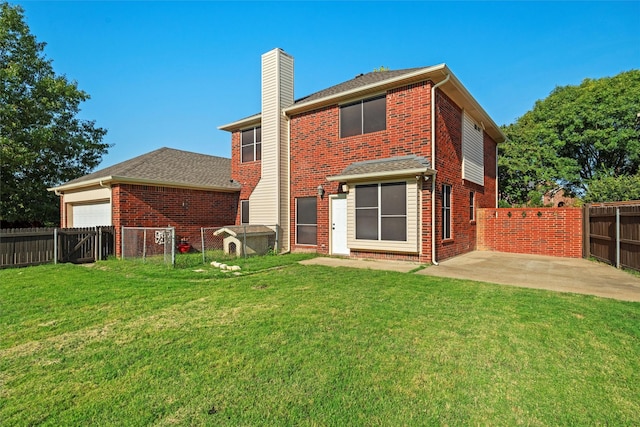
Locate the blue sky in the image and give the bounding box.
[13,1,640,169]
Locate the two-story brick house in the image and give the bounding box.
[220,48,505,263]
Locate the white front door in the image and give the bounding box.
[331,195,349,255]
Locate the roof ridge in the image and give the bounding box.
[54,147,238,191]
[294,66,432,105]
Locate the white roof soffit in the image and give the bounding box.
[48,176,241,193]
[218,114,261,132]
[327,167,436,182]
[443,72,506,143]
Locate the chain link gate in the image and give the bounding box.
[121,227,175,266]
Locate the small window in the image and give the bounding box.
[296,197,317,245]
[241,127,261,163]
[442,185,452,240]
[340,95,386,138]
[355,182,406,242]
[241,200,249,224]
[469,191,475,221]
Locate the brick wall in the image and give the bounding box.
[230,130,262,224]
[112,184,238,255]
[477,207,583,258]
[433,91,497,261]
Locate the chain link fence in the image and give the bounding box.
[121,227,175,266]
[200,227,225,264]
[200,225,279,264]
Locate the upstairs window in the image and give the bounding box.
[241,127,261,163]
[340,95,386,138]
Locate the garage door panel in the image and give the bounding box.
[72,203,111,227]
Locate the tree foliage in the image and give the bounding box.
[499,70,640,205]
[0,2,109,226]
[583,172,640,203]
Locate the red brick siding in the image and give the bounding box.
[433,91,497,261]
[111,184,238,255]
[284,83,499,262]
[230,130,262,224]
[477,208,583,258]
[230,82,498,263]
[289,82,434,258]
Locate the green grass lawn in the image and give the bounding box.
[1,255,639,426]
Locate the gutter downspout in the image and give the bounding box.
[430,73,450,266]
[54,189,64,227]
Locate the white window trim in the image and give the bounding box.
[339,93,387,138]
[240,200,249,224]
[241,126,261,163]
[442,184,452,240]
[347,178,418,253]
[295,197,318,246]
[470,191,475,222]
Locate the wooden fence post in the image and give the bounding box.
[53,228,58,265]
[616,207,621,269]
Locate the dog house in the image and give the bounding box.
[214,225,276,257]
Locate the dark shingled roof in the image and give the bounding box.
[335,155,431,178]
[226,68,428,125]
[58,147,240,191]
[294,68,425,105]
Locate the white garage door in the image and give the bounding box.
[72,202,111,227]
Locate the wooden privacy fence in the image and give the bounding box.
[584,203,640,272]
[0,227,115,268]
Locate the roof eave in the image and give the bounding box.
[443,72,507,143]
[48,176,115,193]
[327,167,436,183]
[49,176,241,193]
[218,114,262,132]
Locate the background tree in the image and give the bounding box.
[1,2,109,226]
[583,172,640,203]
[499,70,640,205]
